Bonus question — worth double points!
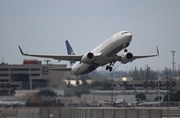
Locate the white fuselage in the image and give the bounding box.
[71,31,132,75]
[138,101,161,106]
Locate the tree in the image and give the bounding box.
[90,81,102,87]
[1,83,5,89]
[154,96,162,101]
[156,81,163,90]
[165,81,170,89]
[135,92,146,101]
[80,74,90,80]
[22,83,27,89]
[171,81,177,89]
[163,92,175,102]
[76,79,80,86]
[123,81,129,90]
[129,66,139,80]
[67,80,73,88]
[5,83,11,95]
[174,90,180,102]
[143,81,148,89]
[101,82,112,90]
[11,87,17,95]
[81,79,89,86]
[3,89,8,95]
[149,81,156,89]
[38,89,57,104]
[5,83,11,89]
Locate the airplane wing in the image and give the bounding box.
[132,46,160,61]
[116,46,160,63]
[18,46,82,62]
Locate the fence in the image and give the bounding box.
[40,107,162,118]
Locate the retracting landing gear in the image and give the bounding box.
[106,65,112,71]
[124,48,128,52]
[106,62,115,72]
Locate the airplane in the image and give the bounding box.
[96,98,125,107]
[126,101,143,107]
[115,97,125,104]
[18,31,160,76]
[0,100,26,108]
[138,98,163,106]
[114,97,126,107]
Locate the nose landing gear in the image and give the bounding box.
[124,48,128,52]
[123,43,129,52]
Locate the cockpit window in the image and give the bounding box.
[121,32,128,35]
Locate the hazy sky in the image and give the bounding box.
[0,0,180,71]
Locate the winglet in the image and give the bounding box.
[18,45,24,55]
[156,46,160,55]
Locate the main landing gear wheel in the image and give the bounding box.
[106,65,113,72]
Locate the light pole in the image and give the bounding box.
[111,73,114,105]
[166,71,170,118]
[146,65,149,90]
[171,50,176,80]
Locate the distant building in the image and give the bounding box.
[0,59,67,91]
[113,79,180,90]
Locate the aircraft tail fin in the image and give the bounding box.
[65,40,77,66]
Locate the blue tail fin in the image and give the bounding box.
[65,40,77,66]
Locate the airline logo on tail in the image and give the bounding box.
[65,40,77,66]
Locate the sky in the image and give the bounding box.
[0,0,180,71]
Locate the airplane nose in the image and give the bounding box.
[127,33,132,42]
[128,33,132,39]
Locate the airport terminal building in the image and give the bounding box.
[0,59,67,91]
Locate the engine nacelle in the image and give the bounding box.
[81,52,94,64]
[121,52,133,64]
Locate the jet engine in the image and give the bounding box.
[121,52,133,64]
[81,52,94,64]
